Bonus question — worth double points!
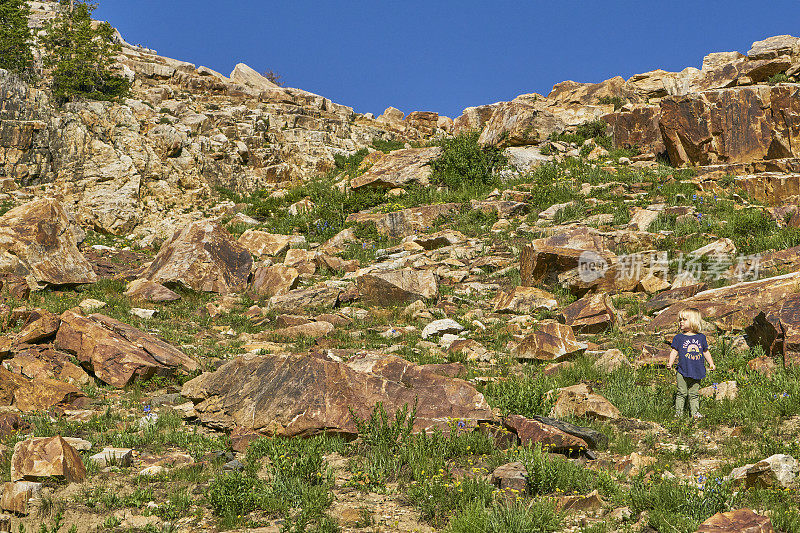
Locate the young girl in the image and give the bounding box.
[667,307,715,418]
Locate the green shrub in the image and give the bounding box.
[445,500,563,533]
[371,138,406,153]
[206,471,266,529]
[551,120,612,150]
[630,475,733,532]
[598,95,626,110]
[768,72,790,85]
[408,477,495,528]
[430,132,506,190]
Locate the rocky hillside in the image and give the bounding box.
[0,4,799,532]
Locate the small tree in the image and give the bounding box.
[0,0,35,76]
[40,0,130,103]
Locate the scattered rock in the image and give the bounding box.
[492,286,558,314]
[504,414,588,452]
[421,319,464,339]
[89,448,133,468]
[512,322,587,361]
[357,269,438,305]
[490,462,528,494]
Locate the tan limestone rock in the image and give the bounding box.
[123,279,180,303]
[357,269,438,305]
[492,286,558,314]
[182,352,495,436]
[0,199,96,287]
[143,219,252,294]
[351,147,441,190]
[512,322,587,361]
[560,293,618,334]
[268,284,342,314]
[504,414,588,452]
[1,481,41,515]
[11,436,86,483]
[549,383,620,420]
[55,310,198,387]
[237,230,293,257]
[697,508,773,533]
[252,264,299,297]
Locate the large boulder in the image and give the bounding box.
[0,367,85,412]
[181,352,495,436]
[698,509,773,533]
[11,436,86,483]
[549,383,620,420]
[143,219,252,293]
[478,97,565,147]
[0,198,96,287]
[357,269,438,305]
[350,147,441,190]
[55,310,199,387]
[512,322,587,361]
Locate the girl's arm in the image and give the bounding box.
[703,350,716,371]
[667,348,678,370]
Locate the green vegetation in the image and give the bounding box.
[430,132,506,190]
[767,72,790,85]
[40,0,130,103]
[0,0,34,76]
[597,95,626,110]
[550,120,612,150]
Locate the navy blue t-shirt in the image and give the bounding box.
[671,333,709,380]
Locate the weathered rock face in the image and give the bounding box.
[561,293,618,333]
[504,414,588,452]
[55,310,199,387]
[0,366,85,412]
[181,352,495,436]
[549,383,620,420]
[478,96,565,147]
[11,436,86,483]
[697,509,773,533]
[347,203,460,238]
[0,198,96,287]
[357,269,438,305]
[602,105,664,156]
[1,480,42,515]
[350,147,441,190]
[143,219,252,293]
[660,85,800,167]
[512,322,587,361]
[734,173,800,205]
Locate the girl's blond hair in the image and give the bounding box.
[679,307,703,333]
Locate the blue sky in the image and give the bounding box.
[96,1,800,119]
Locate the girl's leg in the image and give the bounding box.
[675,373,688,416]
[688,378,701,416]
